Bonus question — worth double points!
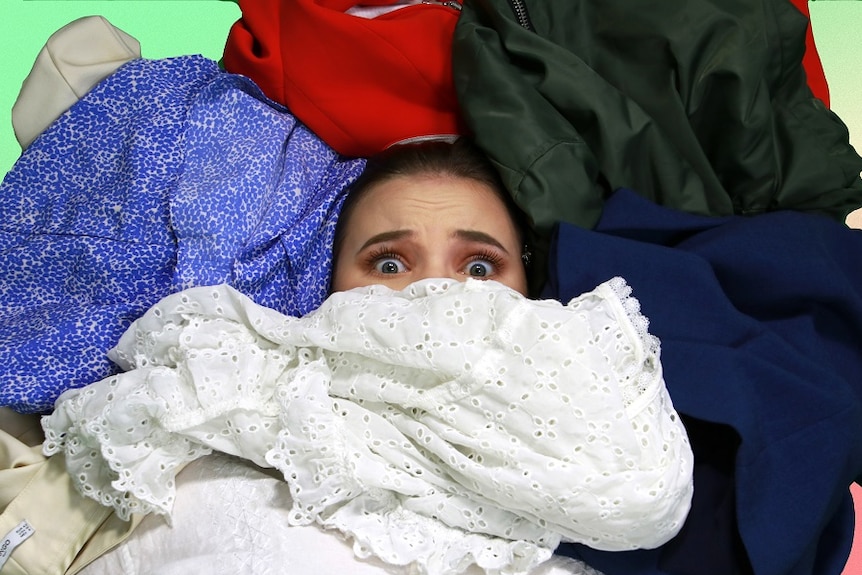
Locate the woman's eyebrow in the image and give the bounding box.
[359,229,414,251]
[453,230,510,254]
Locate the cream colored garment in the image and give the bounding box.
[0,409,138,575]
[43,279,693,575]
[12,16,140,150]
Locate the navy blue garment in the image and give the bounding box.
[544,189,862,575]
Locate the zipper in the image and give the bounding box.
[506,0,535,31]
[422,0,462,10]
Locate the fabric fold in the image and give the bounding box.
[0,55,365,413]
[44,279,693,575]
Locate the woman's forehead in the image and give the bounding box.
[355,174,508,216]
[346,176,515,239]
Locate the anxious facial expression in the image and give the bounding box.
[331,174,528,295]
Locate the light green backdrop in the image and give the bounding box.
[810,1,862,153]
[0,1,859,179]
[0,1,239,177]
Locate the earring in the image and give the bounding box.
[521,245,532,266]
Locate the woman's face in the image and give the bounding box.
[331,174,528,295]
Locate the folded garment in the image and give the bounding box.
[0,55,365,414]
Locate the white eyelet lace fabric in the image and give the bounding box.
[43,278,693,575]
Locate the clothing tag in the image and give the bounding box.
[0,520,35,571]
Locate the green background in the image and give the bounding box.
[0,1,859,179]
[0,0,239,177]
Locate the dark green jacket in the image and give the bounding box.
[453,0,862,287]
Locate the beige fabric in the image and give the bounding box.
[847,208,862,230]
[12,15,141,150]
[0,408,43,448]
[0,409,138,575]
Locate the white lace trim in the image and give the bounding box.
[602,276,663,413]
[43,278,693,575]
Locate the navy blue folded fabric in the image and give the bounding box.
[0,55,365,413]
[545,189,862,575]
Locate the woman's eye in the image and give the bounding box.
[464,260,495,278]
[374,258,406,274]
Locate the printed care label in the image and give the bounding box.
[0,520,35,571]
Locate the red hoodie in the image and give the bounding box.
[223,0,466,158]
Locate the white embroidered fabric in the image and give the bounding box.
[43,278,693,575]
[79,452,604,575]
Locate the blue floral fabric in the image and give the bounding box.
[0,56,365,413]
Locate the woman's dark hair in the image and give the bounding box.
[331,138,529,278]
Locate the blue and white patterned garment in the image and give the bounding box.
[0,55,366,413]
